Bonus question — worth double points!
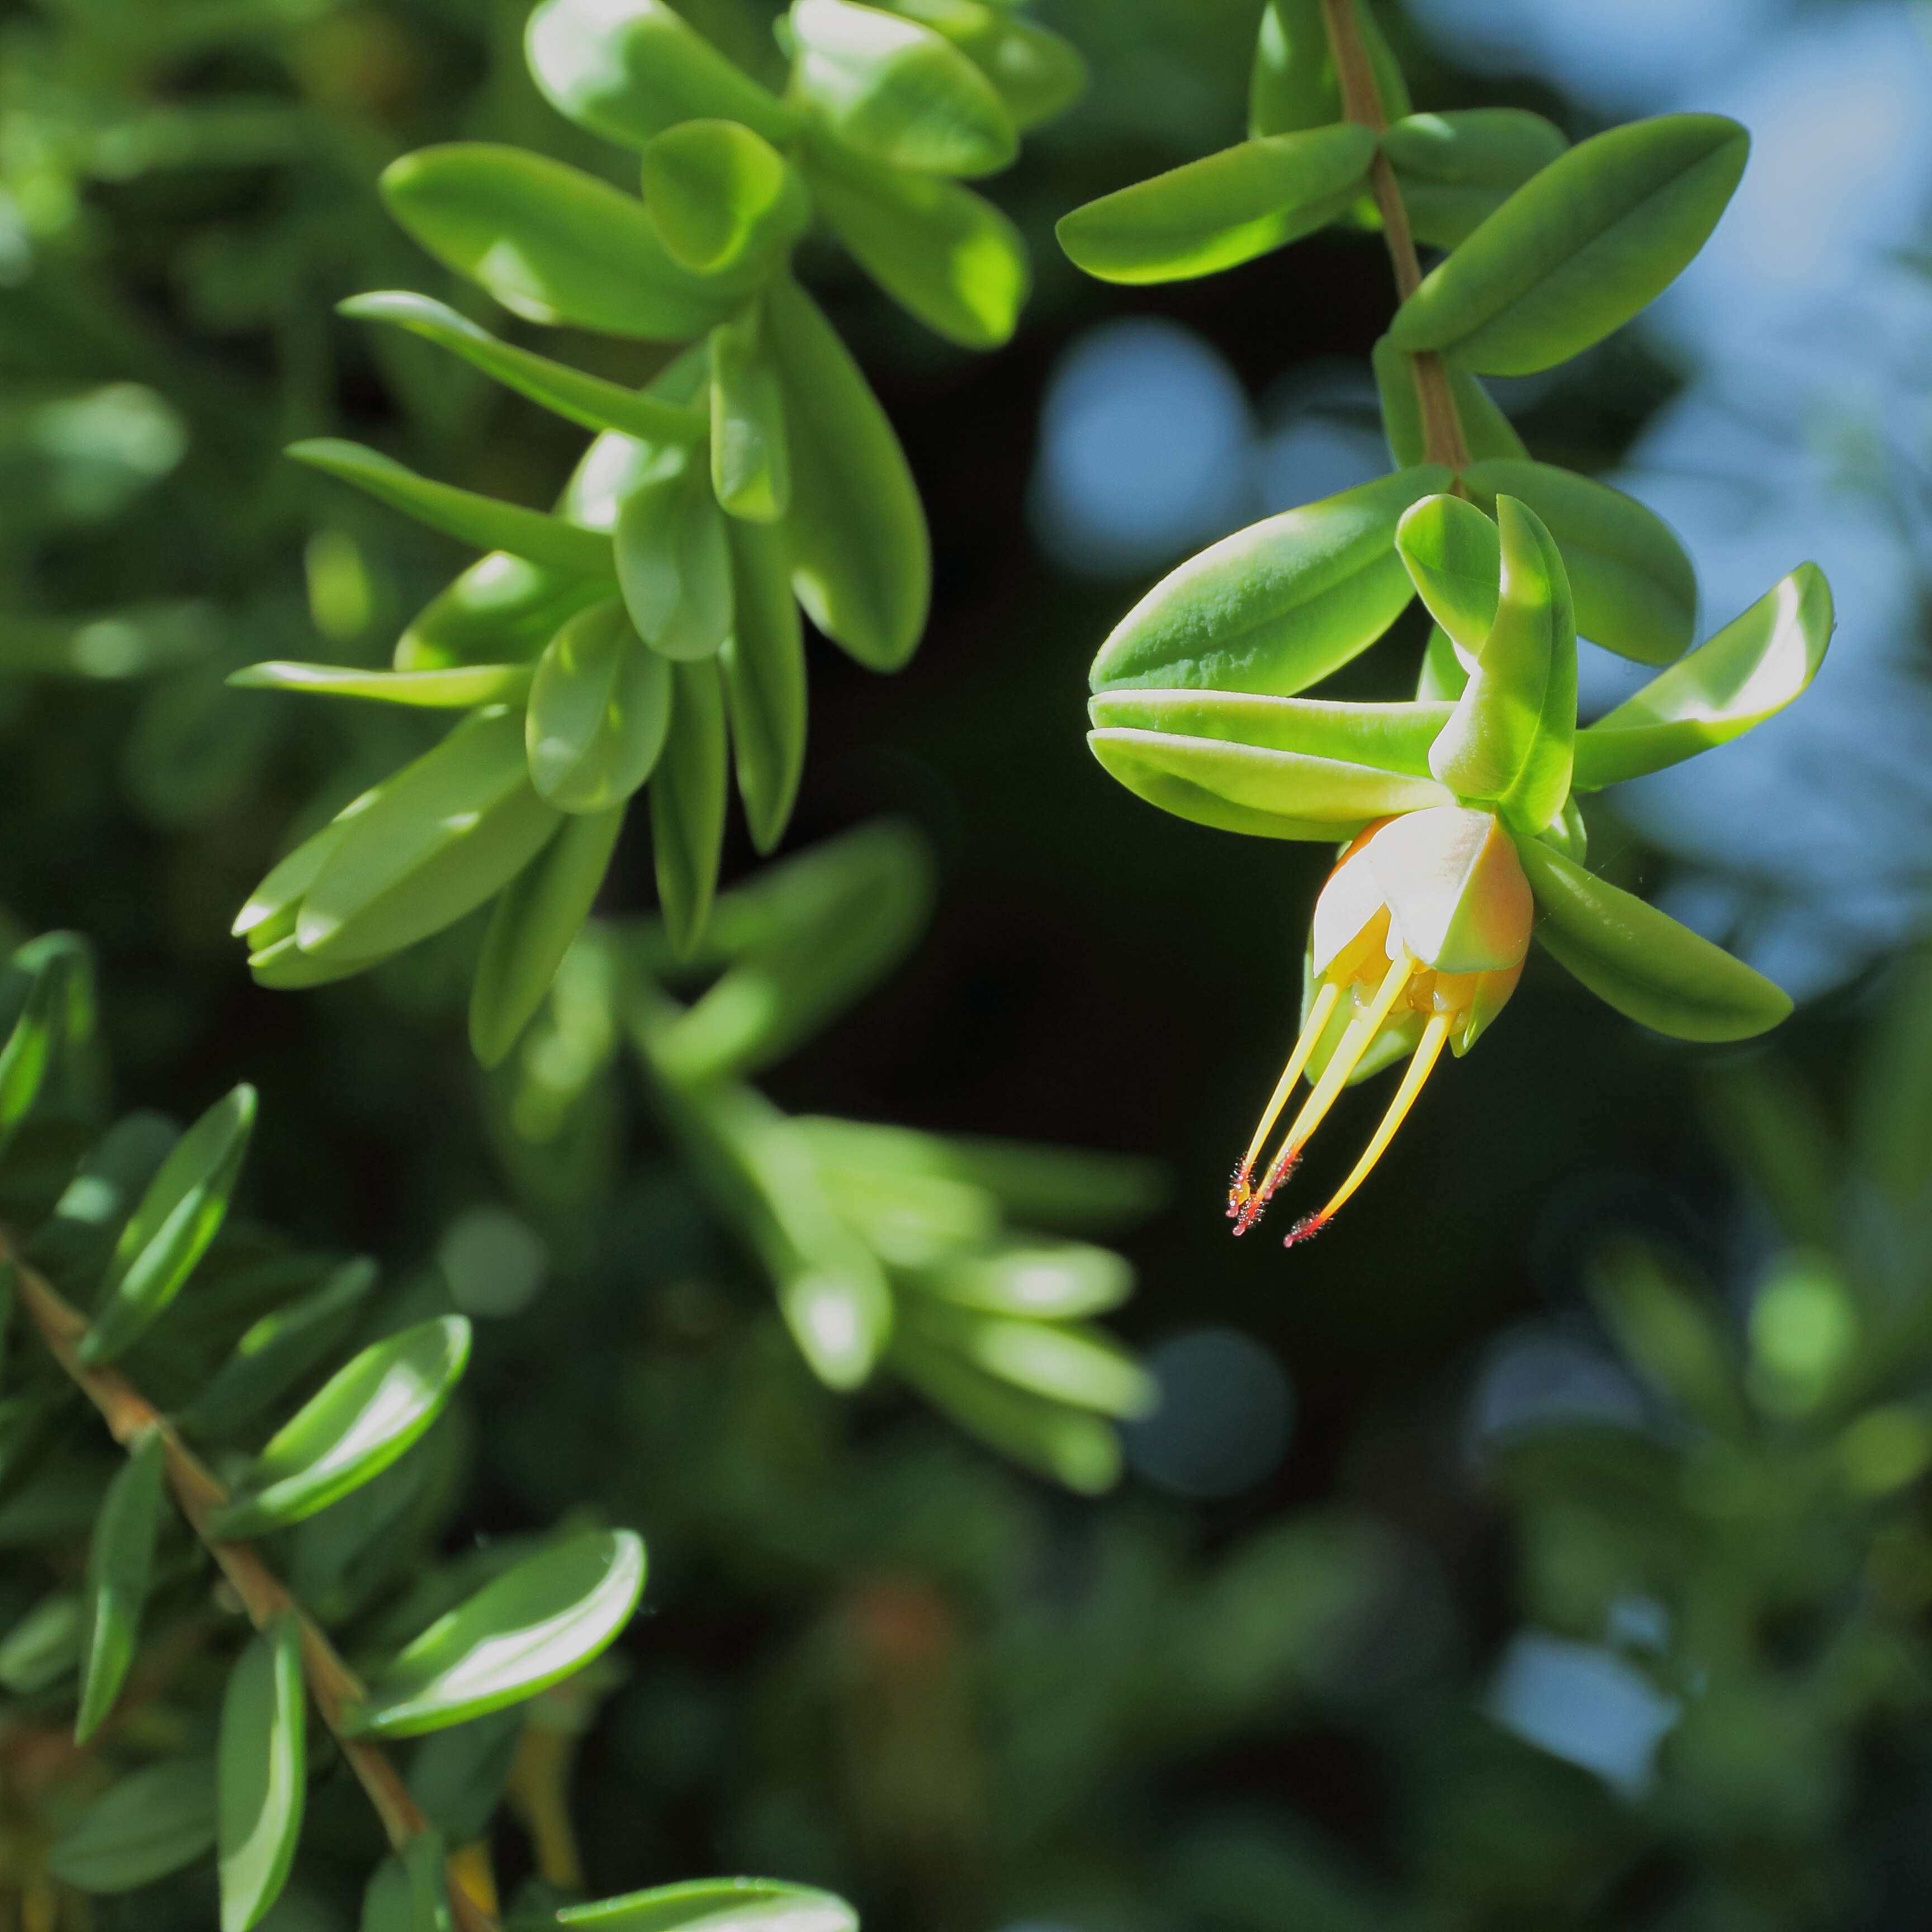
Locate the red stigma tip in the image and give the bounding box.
[1282,1214,1328,1249]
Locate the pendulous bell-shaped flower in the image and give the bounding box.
[1085,489,1834,1243]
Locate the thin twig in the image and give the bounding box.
[1318,0,1471,472]
[4,1242,499,1932]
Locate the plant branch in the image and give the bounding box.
[1318,0,1471,471]
[4,1240,499,1932]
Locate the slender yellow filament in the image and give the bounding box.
[1233,980,1343,1195]
[1253,951,1415,1204]
[1306,1010,1452,1229]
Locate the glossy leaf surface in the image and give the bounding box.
[1382,108,1569,248]
[719,518,807,854]
[908,2,1085,130]
[1057,125,1375,285]
[1518,836,1793,1040]
[651,659,729,957]
[527,0,799,150]
[397,556,610,673]
[362,1832,451,1931]
[348,1528,646,1738]
[1089,466,1450,694]
[1389,113,1750,375]
[1461,459,1696,664]
[1248,0,1409,136]
[1395,491,1501,664]
[1087,689,1450,775]
[75,1428,168,1740]
[642,121,809,277]
[1090,728,1452,841]
[709,305,790,521]
[83,1084,257,1365]
[1428,495,1576,832]
[230,661,533,708]
[288,441,613,580]
[765,277,929,669]
[381,144,755,339]
[341,293,706,444]
[805,132,1028,348]
[217,1615,305,1932]
[615,446,734,660]
[471,804,626,1067]
[508,1877,857,1932]
[1372,334,1525,468]
[528,602,673,811]
[296,710,561,966]
[792,0,1017,177]
[211,1317,472,1536]
[1573,564,1833,788]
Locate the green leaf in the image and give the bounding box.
[289,440,613,581]
[295,709,562,967]
[178,1257,378,1437]
[709,304,790,522]
[1415,624,1467,701]
[528,602,673,811]
[1593,1246,1750,1436]
[340,292,708,444]
[397,556,610,673]
[1394,490,1500,662]
[525,0,799,150]
[0,1590,80,1692]
[74,1429,169,1742]
[1056,125,1375,285]
[1371,334,1525,470]
[804,130,1028,349]
[1460,458,1697,665]
[651,660,729,958]
[2,930,105,1133]
[615,445,734,661]
[891,1328,1121,1491]
[1088,728,1452,841]
[49,1757,217,1892]
[765,276,929,669]
[916,1240,1133,1319]
[1249,0,1409,136]
[647,820,931,1084]
[792,0,1017,177]
[347,1528,646,1739]
[82,1085,257,1366]
[229,661,534,708]
[507,1878,857,1932]
[362,1832,452,1932]
[210,1318,472,1537]
[1382,108,1569,249]
[719,518,807,853]
[903,1299,1155,1417]
[217,1614,306,1932]
[28,1112,179,1290]
[1389,113,1750,375]
[1086,689,1451,775]
[1516,835,1793,1041]
[471,805,627,1068]
[1427,494,1576,834]
[381,144,755,340]
[641,120,809,277]
[408,1710,524,1845]
[899,0,1085,130]
[1088,466,1451,694]
[1573,564,1833,788]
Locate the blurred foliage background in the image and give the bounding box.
[4,0,1932,1926]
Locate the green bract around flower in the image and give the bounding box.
[1089,491,1831,1243]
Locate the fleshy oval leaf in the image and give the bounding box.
[1090,728,1452,841]
[506,1877,857,1932]
[209,1317,472,1537]
[381,144,756,340]
[527,602,673,811]
[75,1429,169,1741]
[1088,466,1451,695]
[791,0,1017,178]
[1056,124,1375,285]
[1372,334,1525,470]
[1517,835,1793,1041]
[1086,689,1451,776]
[1248,0,1409,138]
[1388,113,1750,376]
[216,1614,306,1932]
[719,517,807,855]
[49,1758,217,1893]
[1573,564,1835,789]
[82,1084,258,1366]
[346,1528,646,1739]
[526,0,799,150]
[229,661,534,709]
[641,120,809,277]
[1381,107,1569,249]
[651,660,730,958]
